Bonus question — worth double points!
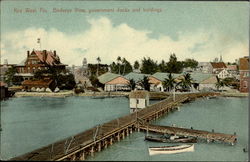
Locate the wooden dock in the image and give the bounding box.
[139,124,237,145]
[10,92,221,161]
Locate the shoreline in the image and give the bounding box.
[13,91,249,98]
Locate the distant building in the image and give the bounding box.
[239,56,249,93]
[22,79,56,92]
[217,69,232,79]
[188,72,215,91]
[226,64,239,77]
[124,72,149,90]
[129,90,149,113]
[196,62,213,73]
[0,59,17,84]
[210,62,227,74]
[98,72,130,91]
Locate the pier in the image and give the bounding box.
[10,92,222,161]
[140,124,237,145]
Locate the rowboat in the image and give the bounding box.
[148,144,194,156]
[145,135,197,143]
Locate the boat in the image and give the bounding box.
[145,135,197,143]
[148,144,194,156]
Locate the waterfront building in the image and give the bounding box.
[124,72,149,90]
[239,56,249,93]
[98,72,130,91]
[189,72,215,91]
[129,90,149,113]
[216,69,232,79]
[15,50,67,81]
[148,72,182,92]
[0,59,17,84]
[196,62,213,73]
[21,79,56,92]
[210,62,227,74]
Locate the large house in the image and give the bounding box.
[15,50,67,81]
[239,56,249,93]
[124,72,149,90]
[98,72,130,91]
[210,62,227,74]
[196,62,213,73]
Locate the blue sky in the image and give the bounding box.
[1,1,249,66]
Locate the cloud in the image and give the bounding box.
[1,17,248,66]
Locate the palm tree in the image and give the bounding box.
[176,73,193,92]
[128,79,136,91]
[215,76,225,91]
[122,58,127,75]
[96,57,101,76]
[139,76,150,91]
[163,73,176,92]
[117,56,121,75]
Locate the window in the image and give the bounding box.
[243,81,248,88]
[136,99,139,104]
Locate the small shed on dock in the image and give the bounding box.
[129,90,149,113]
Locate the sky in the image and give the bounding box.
[1,1,249,66]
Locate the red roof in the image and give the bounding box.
[31,50,61,66]
[22,79,53,86]
[239,57,249,71]
[210,62,227,69]
[0,81,7,87]
[226,65,237,71]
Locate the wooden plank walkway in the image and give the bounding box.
[9,92,220,161]
[139,124,237,145]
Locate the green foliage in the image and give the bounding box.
[88,64,108,76]
[133,60,140,69]
[183,58,198,69]
[139,76,150,91]
[128,79,136,91]
[158,60,168,72]
[176,73,193,92]
[57,73,76,90]
[4,67,21,85]
[166,53,183,73]
[140,57,158,74]
[163,73,176,91]
[110,58,133,75]
[215,76,225,91]
[89,74,104,88]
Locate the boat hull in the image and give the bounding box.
[148,144,194,156]
[145,136,197,143]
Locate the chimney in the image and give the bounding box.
[27,51,30,57]
[43,50,47,62]
[53,50,56,57]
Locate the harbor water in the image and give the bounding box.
[0,96,248,161]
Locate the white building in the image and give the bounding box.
[129,90,149,113]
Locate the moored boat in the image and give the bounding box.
[148,144,194,156]
[145,135,197,143]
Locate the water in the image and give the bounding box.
[0,96,248,161]
[87,97,249,161]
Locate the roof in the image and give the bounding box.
[200,76,217,84]
[210,62,227,69]
[22,79,53,86]
[189,72,214,83]
[226,65,237,71]
[98,72,121,84]
[151,72,182,81]
[124,72,149,82]
[0,81,7,87]
[129,90,149,98]
[31,50,61,66]
[239,57,249,71]
[14,73,34,77]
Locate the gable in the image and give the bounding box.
[106,76,129,85]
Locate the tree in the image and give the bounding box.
[215,76,225,91]
[117,56,121,74]
[140,57,158,74]
[128,79,136,91]
[158,60,168,72]
[163,73,176,92]
[4,67,23,86]
[166,53,183,73]
[183,58,198,69]
[96,57,101,76]
[176,73,193,92]
[122,58,126,75]
[139,76,150,91]
[134,60,140,70]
